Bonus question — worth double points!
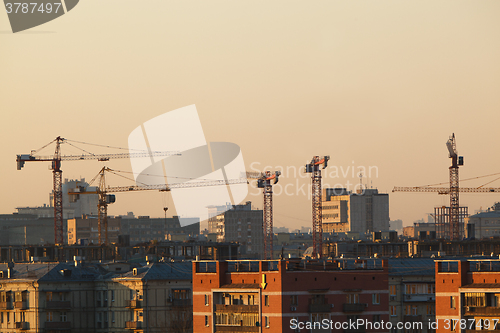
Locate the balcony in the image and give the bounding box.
[404,294,434,302]
[15,322,29,330]
[45,322,71,330]
[215,326,259,332]
[126,321,143,329]
[96,322,109,329]
[172,299,192,307]
[404,315,422,322]
[0,301,13,310]
[309,303,332,313]
[14,301,28,310]
[46,301,71,310]
[343,303,367,312]
[215,304,259,313]
[126,300,142,308]
[464,306,500,316]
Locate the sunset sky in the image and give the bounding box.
[1,0,500,231]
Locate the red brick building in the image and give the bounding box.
[435,259,500,333]
[193,259,389,333]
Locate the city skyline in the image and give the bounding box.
[2,1,500,231]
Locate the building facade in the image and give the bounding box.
[435,258,500,333]
[0,261,193,333]
[322,188,390,235]
[193,258,389,333]
[208,202,264,258]
[465,203,500,239]
[388,259,436,333]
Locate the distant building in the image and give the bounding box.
[208,202,263,258]
[389,219,403,233]
[120,215,199,245]
[67,216,122,245]
[17,178,98,219]
[322,188,390,235]
[403,222,436,239]
[0,213,58,245]
[465,202,500,239]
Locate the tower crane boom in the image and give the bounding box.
[70,167,249,245]
[16,136,179,245]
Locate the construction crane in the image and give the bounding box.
[391,134,500,240]
[305,156,330,258]
[16,136,178,245]
[70,167,249,245]
[245,171,281,260]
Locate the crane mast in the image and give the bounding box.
[245,171,280,260]
[447,133,463,240]
[305,156,329,258]
[52,137,64,245]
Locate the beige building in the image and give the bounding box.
[67,217,121,245]
[0,261,192,333]
[322,188,390,235]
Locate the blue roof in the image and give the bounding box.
[118,262,192,280]
[388,258,435,276]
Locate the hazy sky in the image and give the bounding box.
[1,1,500,231]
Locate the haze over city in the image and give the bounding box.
[2,0,500,231]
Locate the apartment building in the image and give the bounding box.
[0,261,193,332]
[208,202,264,258]
[388,259,436,333]
[322,188,389,235]
[193,258,389,333]
[435,258,500,333]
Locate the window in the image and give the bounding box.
[111,290,115,302]
[205,315,209,327]
[46,292,53,302]
[427,304,435,315]
[265,316,269,328]
[389,285,396,296]
[390,305,397,316]
[373,315,380,322]
[112,311,115,323]
[372,293,380,305]
[450,296,456,309]
[290,295,298,306]
[347,294,359,304]
[205,295,209,306]
[265,295,269,306]
[46,312,53,322]
[427,284,435,294]
[60,312,67,322]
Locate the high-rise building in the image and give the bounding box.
[322,188,389,235]
[208,202,263,258]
